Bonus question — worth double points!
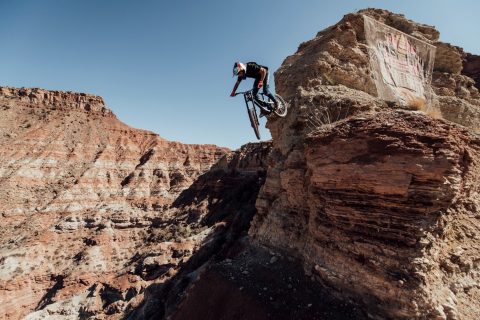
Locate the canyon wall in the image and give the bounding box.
[2,8,480,320]
[0,86,270,319]
[250,8,480,319]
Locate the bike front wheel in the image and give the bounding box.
[247,106,261,140]
[273,94,288,117]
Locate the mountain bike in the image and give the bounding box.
[235,90,288,140]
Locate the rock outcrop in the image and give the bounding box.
[2,8,480,320]
[433,45,480,130]
[463,53,480,90]
[0,86,270,319]
[249,8,480,320]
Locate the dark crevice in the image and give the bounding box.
[120,172,135,187]
[35,275,65,311]
[136,149,155,168]
[123,151,269,320]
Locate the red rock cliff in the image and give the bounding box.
[0,86,270,319]
[2,8,480,320]
[249,9,480,320]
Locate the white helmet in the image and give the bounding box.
[233,62,246,76]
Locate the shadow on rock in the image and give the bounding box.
[124,144,269,319]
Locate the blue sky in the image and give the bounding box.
[1,0,479,149]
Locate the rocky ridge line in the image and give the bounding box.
[0,86,112,116]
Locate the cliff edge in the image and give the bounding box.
[249,8,480,320]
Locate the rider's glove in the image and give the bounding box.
[258,81,263,88]
[230,92,236,97]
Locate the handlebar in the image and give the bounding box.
[234,89,255,96]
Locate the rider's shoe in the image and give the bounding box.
[259,108,271,118]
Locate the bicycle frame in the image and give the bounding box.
[234,88,287,139]
[236,89,273,113]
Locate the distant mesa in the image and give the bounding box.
[0,86,112,116]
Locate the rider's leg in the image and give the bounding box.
[252,79,260,97]
[263,72,277,109]
[253,79,270,116]
[252,79,265,109]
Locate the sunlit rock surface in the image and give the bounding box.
[0,86,270,319]
[2,8,480,320]
[249,8,480,320]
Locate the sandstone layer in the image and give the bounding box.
[249,8,480,320]
[2,7,480,320]
[0,86,270,319]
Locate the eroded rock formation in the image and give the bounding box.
[463,53,480,90]
[2,7,480,320]
[0,87,270,319]
[249,8,480,320]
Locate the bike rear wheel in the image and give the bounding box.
[247,106,261,140]
[273,94,288,117]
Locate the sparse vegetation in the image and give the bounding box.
[306,100,352,133]
[406,97,427,111]
[406,97,443,119]
[148,224,196,243]
[426,106,443,119]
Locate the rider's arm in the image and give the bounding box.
[258,68,266,87]
[230,79,242,96]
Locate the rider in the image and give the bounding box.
[230,61,278,113]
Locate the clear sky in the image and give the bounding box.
[1,0,479,149]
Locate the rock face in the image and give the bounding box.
[250,8,480,320]
[0,86,270,319]
[463,53,480,90]
[2,8,480,320]
[274,8,480,133]
[433,45,480,130]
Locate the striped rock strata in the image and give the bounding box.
[0,86,270,319]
